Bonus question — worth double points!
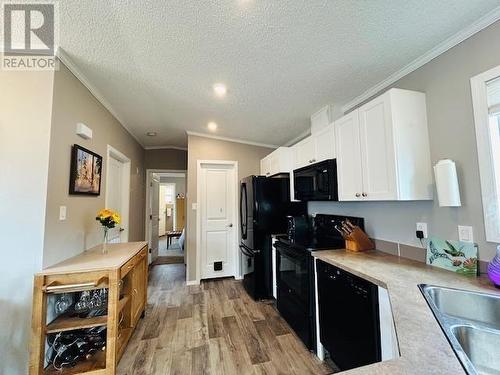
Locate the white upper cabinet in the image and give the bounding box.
[260,155,272,177]
[295,137,315,167]
[335,88,433,201]
[335,111,363,200]
[260,147,292,177]
[292,123,336,169]
[358,94,398,200]
[314,123,335,163]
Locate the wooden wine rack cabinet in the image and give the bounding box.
[29,242,149,375]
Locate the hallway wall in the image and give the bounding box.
[0,66,55,374]
[145,148,187,170]
[43,61,146,268]
[186,135,272,281]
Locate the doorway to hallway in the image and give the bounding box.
[145,170,186,266]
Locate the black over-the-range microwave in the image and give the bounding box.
[293,159,339,201]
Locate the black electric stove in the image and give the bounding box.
[273,214,364,352]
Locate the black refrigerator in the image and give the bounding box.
[239,175,306,300]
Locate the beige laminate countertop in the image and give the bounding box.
[313,249,499,375]
[38,241,148,275]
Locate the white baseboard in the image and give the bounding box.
[186,279,200,286]
[234,275,243,280]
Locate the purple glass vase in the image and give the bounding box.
[487,245,500,287]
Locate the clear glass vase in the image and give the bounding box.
[102,227,109,254]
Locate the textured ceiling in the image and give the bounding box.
[58,0,500,148]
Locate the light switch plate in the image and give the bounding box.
[416,222,428,238]
[59,206,67,221]
[458,225,473,243]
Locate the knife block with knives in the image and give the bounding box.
[335,220,375,252]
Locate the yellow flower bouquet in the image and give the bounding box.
[96,209,121,252]
[96,209,121,228]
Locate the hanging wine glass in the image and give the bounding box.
[54,293,72,315]
[74,290,91,312]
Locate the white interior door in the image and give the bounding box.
[200,163,236,279]
[158,184,167,237]
[106,156,126,243]
[149,175,160,262]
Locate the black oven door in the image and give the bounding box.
[275,241,312,349]
[293,159,338,201]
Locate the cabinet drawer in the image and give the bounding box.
[134,247,147,265]
[120,257,137,278]
[43,270,109,294]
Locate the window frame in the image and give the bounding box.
[471,65,500,243]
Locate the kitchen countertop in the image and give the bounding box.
[38,241,148,275]
[313,249,499,374]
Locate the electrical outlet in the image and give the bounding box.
[458,225,474,243]
[416,222,428,239]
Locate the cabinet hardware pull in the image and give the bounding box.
[43,276,108,293]
[355,193,361,197]
[362,193,367,197]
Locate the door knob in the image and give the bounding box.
[227,223,233,228]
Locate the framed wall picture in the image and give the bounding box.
[69,144,103,195]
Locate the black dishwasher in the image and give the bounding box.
[317,259,381,371]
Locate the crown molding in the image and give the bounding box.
[283,128,311,147]
[144,145,188,151]
[342,6,500,113]
[55,47,145,148]
[186,131,278,149]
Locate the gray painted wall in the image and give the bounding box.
[310,20,500,263]
[159,176,186,195]
[145,148,187,170]
[0,67,54,374]
[43,62,145,268]
[186,135,272,281]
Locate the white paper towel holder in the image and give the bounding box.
[433,159,462,207]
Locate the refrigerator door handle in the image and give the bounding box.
[239,244,254,257]
[240,183,248,239]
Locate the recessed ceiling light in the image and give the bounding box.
[207,122,218,132]
[146,131,157,136]
[213,83,227,97]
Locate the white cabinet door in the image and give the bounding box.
[314,124,335,162]
[335,111,364,201]
[296,137,315,167]
[269,151,281,176]
[260,156,271,176]
[358,94,397,200]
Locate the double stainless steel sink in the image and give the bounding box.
[419,284,500,375]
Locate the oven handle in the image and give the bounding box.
[274,241,307,261]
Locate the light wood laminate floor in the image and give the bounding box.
[118,264,332,375]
